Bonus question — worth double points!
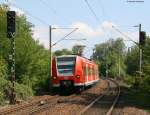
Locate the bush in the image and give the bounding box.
[0,92,5,105]
[0,77,33,105]
[123,75,135,85]
[0,77,11,105]
[0,57,7,78]
[140,75,150,92]
[15,83,33,100]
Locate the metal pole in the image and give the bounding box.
[49,26,52,80]
[139,24,142,77]
[118,54,120,77]
[105,47,108,78]
[9,34,16,104]
[106,64,108,78]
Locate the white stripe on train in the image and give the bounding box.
[52,79,99,87]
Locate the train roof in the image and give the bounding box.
[56,55,77,58]
[55,55,97,65]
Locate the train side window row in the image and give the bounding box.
[83,64,98,77]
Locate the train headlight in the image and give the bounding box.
[53,76,57,79]
[76,75,80,78]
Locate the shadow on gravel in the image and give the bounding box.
[115,85,150,112]
[55,85,150,113]
[58,87,118,108]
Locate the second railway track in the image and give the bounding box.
[78,78,120,115]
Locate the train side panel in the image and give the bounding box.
[52,55,99,88]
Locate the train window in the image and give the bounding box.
[83,66,86,76]
[57,57,76,76]
[88,66,90,76]
[86,64,88,76]
[93,68,95,76]
[57,57,76,62]
[90,67,92,76]
[96,69,97,77]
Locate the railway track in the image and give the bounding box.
[0,94,77,115]
[0,95,59,115]
[26,94,77,115]
[0,79,117,115]
[78,78,120,115]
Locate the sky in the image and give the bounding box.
[0,0,149,57]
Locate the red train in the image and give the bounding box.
[52,55,99,90]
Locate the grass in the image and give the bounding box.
[121,86,150,113]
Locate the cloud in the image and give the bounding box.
[32,21,142,57]
[32,21,124,57]
[32,27,49,48]
[101,21,115,30]
[4,0,25,15]
[71,22,103,38]
[10,6,25,15]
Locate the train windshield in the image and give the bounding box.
[57,57,76,76]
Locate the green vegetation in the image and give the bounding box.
[0,5,49,104]
[92,38,126,77]
[0,4,149,108]
[122,86,150,112]
[92,38,150,112]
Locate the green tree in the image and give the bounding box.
[0,4,50,104]
[125,46,139,75]
[0,57,7,78]
[72,44,85,56]
[53,48,72,56]
[92,38,126,77]
[143,37,150,75]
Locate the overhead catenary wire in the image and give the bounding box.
[96,0,139,43]
[84,0,101,24]
[11,3,49,26]
[8,2,80,46]
[97,0,113,38]
[97,0,109,20]
[38,0,71,24]
[112,25,138,45]
[51,28,78,47]
[84,0,110,38]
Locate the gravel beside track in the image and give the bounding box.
[81,79,119,115]
[0,79,108,115]
[37,79,108,115]
[111,82,150,115]
[0,95,58,115]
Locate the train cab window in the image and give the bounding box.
[57,57,76,76]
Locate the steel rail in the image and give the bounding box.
[106,78,120,115]
[26,94,77,115]
[0,95,59,115]
[78,80,110,115]
[78,78,120,115]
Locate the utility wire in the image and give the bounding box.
[38,0,70,24]
[11,3,49,26]
[84,0,110,38]
[84,0,101,23]
[112,26,138,45]
[97,0,109,20]
[51,28,78,47]
[97,0,139,44]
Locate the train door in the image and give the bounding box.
[85,64,88,83]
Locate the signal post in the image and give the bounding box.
[7,11,16,104]
[139,24,146,77]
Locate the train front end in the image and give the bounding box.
[52,55,82,89]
